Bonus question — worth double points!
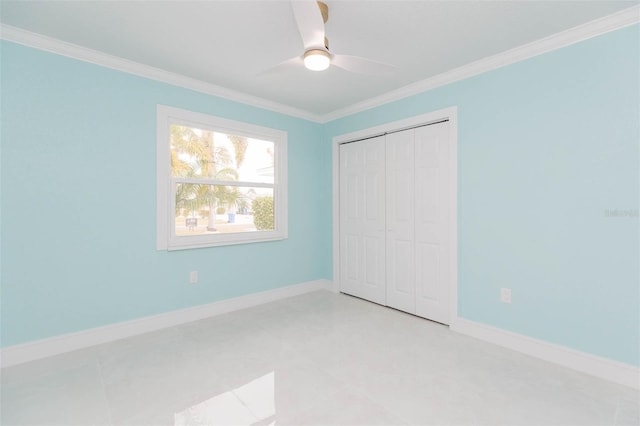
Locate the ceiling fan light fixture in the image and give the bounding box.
[304,49,330,71]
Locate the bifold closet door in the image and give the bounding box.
[386,121,451,324]
[339,136,386,305]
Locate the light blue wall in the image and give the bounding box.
[2,24,638,367]
[325,25,640,366]
[0,41,332,347]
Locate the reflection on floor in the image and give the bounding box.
[175,372,275,425]
[1,290,639,425]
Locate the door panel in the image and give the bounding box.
[339,137,386,305]
[415,122,450,324]
[386,130,415,314]
[340,143,362,297]
[345,234,359,281]
[416,242,439,300]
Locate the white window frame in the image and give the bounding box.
[156,105,288,251]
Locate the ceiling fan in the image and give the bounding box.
[261,0,395,75]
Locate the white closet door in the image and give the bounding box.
[385,130,416,314]
[339,137,386,305]
[414,122,451,324]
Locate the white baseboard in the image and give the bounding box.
[450,317,640,390]
[0,279,333,368]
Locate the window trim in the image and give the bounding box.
[156,105,288,251]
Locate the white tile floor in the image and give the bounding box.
[1,290,638,425]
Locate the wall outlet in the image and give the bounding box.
[189,271,198,284]
[500,288,512,304]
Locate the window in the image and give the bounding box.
[157,105,287,250]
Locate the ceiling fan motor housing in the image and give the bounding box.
[303,49,331,71]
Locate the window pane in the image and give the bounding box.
[175,184,274,236]
[170,125,274,184]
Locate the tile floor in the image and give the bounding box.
[1,290,638,425]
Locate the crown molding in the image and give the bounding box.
[320,5,640,123]
[0,24,324,123]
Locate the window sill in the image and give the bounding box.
[160,231,287,251]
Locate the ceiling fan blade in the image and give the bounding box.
[332,54,396,75]
[291,0,326,49]
[257,56,304,77]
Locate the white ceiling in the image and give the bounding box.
[1,0,637,119]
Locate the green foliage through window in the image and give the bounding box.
[252,196,274,230]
